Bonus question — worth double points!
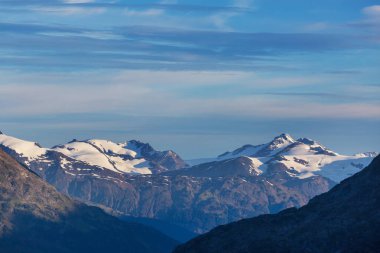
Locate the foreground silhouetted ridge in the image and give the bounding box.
[174,155,380,253]
[0,149,178,253]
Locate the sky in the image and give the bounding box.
[0,0,379,158]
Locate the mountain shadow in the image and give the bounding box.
[175,155,380,253]
[0,149,178,253]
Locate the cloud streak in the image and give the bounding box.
[0,70,378,120]
[0,22,371,71]
[0,1,379,157]
[0,1,254,14]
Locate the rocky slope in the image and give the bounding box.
[0,132,376,233]
[55,162,334,233]
[174,155,380,253]
[0,149,178,253]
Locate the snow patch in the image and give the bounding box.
[0,134,47,160]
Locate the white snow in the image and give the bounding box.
[53,140,152,175]
[265,180,274,186]
[184,134,376,183]
[278,154,374,182]
[88,139,137,157]
[0,134,47,160]
[246,157,264,175]
[109,155,152,174]
[1,132,376,183]
[262,134,296,156]
[278,141,338,157]
[54,141,114,169]
[219,145,264,160]
[214,134,296,161]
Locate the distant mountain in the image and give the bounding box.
[53,139,187,174]
[188,133,375,183]
[0,149,178,253]
[0,133,187,177]
[0,132,376,233]
[217,133,299,159]
[174,155,380,253]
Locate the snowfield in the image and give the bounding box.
[186,133,377,183]
[0,132,376,182]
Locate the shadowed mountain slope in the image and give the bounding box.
[0,149,178,253]
[0,132,375,233]
[175,155,380,253]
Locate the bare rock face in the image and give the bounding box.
[0,132,375,234]
[0,149,178,253]
[34,156,334,233]
[127,140,188,172]
[174,155,380,253]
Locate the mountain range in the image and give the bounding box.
[174,154,380,253]
[0,149,178,253]
[0,131,376,233]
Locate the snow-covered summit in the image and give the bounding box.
[217,133,296,160]
[275,138,338,157]
[0,133,187,176]
[187,134,376,183]
[0,133,47,160]
[53,139,152,174]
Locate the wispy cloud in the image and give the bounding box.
[0,70,378,120]
[0,1,253,14]
[160,0,178,4]
[124,8,164,17]
[64,0,94,3]
[209,12,238,31]
[233,0,253,9]
[0,22,368,71]
[0,0,378,157]
[33,6,105,15]
[362,5,380,20]
[347,5,380,31]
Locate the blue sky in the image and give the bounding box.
[0,0,379,158]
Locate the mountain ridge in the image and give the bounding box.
[174,155,380,253]
[0,149,178,253]
[0,131,376,233]
[187,133,375,183]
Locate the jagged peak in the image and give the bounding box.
[126,139,154,151]
[297,137,317,145]
[128,139,147,146]
[272,133,295,143]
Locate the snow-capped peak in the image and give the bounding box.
[274,138,338,157]
[297,137,317,145]
[124,140,154,157]
[254,133,296,157]
[52,139,152,174]
[273,133,295,143]
[87,139,137,157]
[0,133,47,160]
[214,134,295,160]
